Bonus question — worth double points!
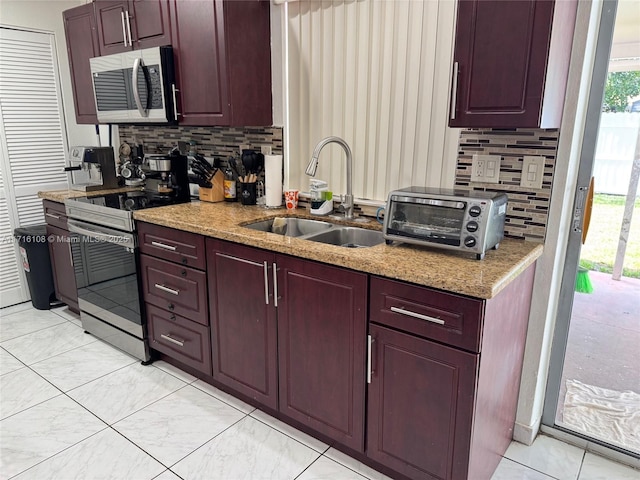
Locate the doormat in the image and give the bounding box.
[563,379,640,454]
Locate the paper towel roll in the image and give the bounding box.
[265,154,283,207]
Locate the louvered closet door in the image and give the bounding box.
[0,28,69,307]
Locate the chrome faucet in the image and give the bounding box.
[305,136,354,219]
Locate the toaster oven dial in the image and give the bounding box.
[469,205,482,217]
[466,221,479,233]
[464,236,477,248]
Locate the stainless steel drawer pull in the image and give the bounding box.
[160,334,184,347]
[272,262,278,308]
[390,306,445,325]
[45,213,61,220]
[450,61,459,120]
[151,241,176,251]
[155,284,179,295]
[263,261,269,305]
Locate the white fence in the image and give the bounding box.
[593,112,640,196]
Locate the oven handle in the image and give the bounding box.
[67,220,135,249]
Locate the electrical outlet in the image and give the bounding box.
[261,145,272,155]
[239,144,250,154]
[471,154,501,183]
[520,156,545,189]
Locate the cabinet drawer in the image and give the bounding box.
[140,254,208,325]
[146,304,211,375]
[370,276,484,352]
[43,200,68,230]
[138,222,206,269]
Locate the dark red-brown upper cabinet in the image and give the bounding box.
[95,0,171,56]
[169,0,272,126]
[63,3,100,124]
[449,0,577,128]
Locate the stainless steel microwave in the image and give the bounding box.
[89,46,176,124]
[382,187,508,260]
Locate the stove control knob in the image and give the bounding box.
[466,221,479,232]
[469,205,482,217]
[464,236,477,248]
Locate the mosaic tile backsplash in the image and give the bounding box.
[118,125,283,160]
[455,128,559,243]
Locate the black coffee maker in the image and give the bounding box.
[142,150,190,203]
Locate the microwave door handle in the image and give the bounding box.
[132,57,148,117]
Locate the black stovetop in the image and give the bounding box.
[68,191,190,212]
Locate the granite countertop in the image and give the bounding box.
[131,200,543,299]
[38,189,542,298]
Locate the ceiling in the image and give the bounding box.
[609,0,640,71]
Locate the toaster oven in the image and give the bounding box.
[382,187,508,260]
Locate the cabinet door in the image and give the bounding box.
[95,1,131,55]
[449,0,555,128]
[169,0,229,125]
[45,224,79,312]
[277,255,367,451]
[128,0,171,50]
[207,239,278,410]
[63,3,100,124]
[367,324,478,480]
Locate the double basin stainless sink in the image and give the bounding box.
[243,217,384,248]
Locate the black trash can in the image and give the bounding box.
[13,224,57,310]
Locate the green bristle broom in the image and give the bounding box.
[575,177,595,294]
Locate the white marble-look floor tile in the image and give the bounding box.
[113,385,245,466]
[50,306,81,326]
[0,302,32,317]
[490,458,557,479]
[13,427,165,480]
[67,362,186,424]
[251,409,329,453]
[297,456,369,480]
[192,379,256,414]
[1,322,96,365]
[0,395,106,478]
[505,435,585,480]
[324,448,394,480]
[172,416,320,480]
[0,347,25,375]
[31,341,136,392]
[578,452,640,480]
[153,360,197,384]
[0,308,67,342]
[0,367,61,419]
[153,470,183,480]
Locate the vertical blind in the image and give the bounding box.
[283,0,461,201]
[0,27,69,306]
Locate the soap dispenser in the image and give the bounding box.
[309,179,333,215]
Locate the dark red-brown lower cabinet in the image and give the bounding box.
[366,324,477,480]
[276,256,367,452]
[43,200,78,312]
[206,239,278,410]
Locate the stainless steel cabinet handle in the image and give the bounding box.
[367,335,373,384]
[155,283,179,295]
[272,262,278,308]
[125,10,133,46]
[449,61,459,120]
[160,334,184,347]
[151,241,176,251]
[120,12,128,47]
[390,306,445,325]
[263,261,269,305]
[171,84,180,120]
[45,213,61,220]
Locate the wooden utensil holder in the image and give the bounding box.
[199,170,225,202]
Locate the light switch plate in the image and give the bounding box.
[471,154,501,184]
[261,145,272,155]
[520,156,545,189]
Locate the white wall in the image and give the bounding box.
[0,0,102,148]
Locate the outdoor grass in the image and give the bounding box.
[579,194,640,279]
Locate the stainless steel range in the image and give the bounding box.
[64,190,188,363]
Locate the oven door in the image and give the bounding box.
[67,219,142,335]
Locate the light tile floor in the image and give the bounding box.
[1,302,638,480]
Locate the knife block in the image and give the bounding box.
[199,170,225,202]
